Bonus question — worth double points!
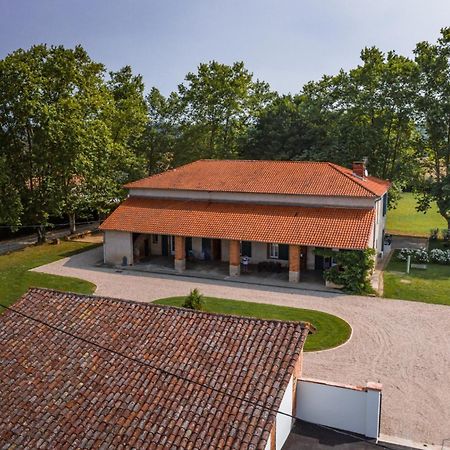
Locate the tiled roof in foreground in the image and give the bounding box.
[0,288,312,450]
[100,197,375,249]
[124,160,390,198]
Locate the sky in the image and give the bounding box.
[1,0,450,96]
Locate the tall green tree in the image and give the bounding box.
[146,61,274,167]
[414,28,450,229]
[0,45,143,239]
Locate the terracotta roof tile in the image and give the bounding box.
[124,160,390,198]
[100,197,375,249]
[0,288,311,450]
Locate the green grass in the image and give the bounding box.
[154,296,351,352]
[0,241,97,308]
[386,192,446,237]
[383,252,450,306]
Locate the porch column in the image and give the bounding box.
[174,235,186,272]
[289,244,300,282]
[229,239,240,277]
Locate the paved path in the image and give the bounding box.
[32,247,450,448]
[0,222,99,255]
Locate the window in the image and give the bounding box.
[152,234,158,244]
[269,243,279,259]
[278,244,289,260]
[382,193,388,217]
[169,236,175,255]
[241,241,252,257]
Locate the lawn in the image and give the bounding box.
[154,296,351,352]
[0,241,97,308]
[386,192,446,237]
[383,253,450,306]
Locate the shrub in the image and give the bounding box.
[316,248,375,294]
[441,229,450,241]
[430,228,439,240]
[397,248,429,263]
[429,248,450,265]
[182,288,205,310]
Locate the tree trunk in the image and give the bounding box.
[69,213,76,234]
[36,225,46,244]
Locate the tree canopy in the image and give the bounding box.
[2,29,450,234]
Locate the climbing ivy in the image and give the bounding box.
[315,248,376,294]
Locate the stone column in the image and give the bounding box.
[174,235,186,272]
[229,240,240,276]
[289,244,300,282]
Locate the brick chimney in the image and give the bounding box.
[352,161,367,179]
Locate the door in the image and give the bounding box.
[161,235,168,256]
[212,239,221,261]
[202,238,211,260]
[185,237,192,257]
[300,246,307,271]
[144,239,150,257]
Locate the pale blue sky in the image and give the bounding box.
[1,0,449,95]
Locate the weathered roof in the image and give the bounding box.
[124,160,390,198]
[99,197,375,249]
[0,288,312,450]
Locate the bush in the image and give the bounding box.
[441,229,450,241]
[397,248,429,263]
[182,288,205,310]
[316,248,375,294]
[429,248,450,265]
[430,228,439,240]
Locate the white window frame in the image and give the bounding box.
[269,243,279,259]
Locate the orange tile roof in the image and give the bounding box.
[100,197,375,249]
[124,160,390,198]
[0,288,311,449]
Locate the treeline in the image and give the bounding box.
[1,28,450,239]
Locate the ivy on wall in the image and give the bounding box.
[315,248,376,294]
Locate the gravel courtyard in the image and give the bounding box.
[32,247,450,449]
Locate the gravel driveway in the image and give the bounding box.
[32,247,450,449]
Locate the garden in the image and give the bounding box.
[383,237,450,306]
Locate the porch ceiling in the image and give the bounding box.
[100,198,374,250]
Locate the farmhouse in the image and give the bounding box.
[100,159,390,282]
[0,288,312,449]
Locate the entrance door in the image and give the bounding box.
[202,238,211,260]
[144,239,150,257]
[161,235,168,256]
[300,246,307,271]
[212,239,221,261]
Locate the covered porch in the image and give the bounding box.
[100,196,373,284]
[131,233,333,284]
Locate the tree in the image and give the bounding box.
[0,45,143,239]
[145,61,274,167]
[241,94,336,161]
[414,28,450,229]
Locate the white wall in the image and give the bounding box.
[103,231,133,265]
[307,247,315,270]
[221,239,229,262]
[129,188,376,208]
[192,237,203,258]
[297,379,381,439]
[250,242,289,266]
[150,234,162,255]
[276,376,294,450]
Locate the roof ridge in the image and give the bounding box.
[23,287,315,331]
[124,159,202,188]
[327,162,378,197]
